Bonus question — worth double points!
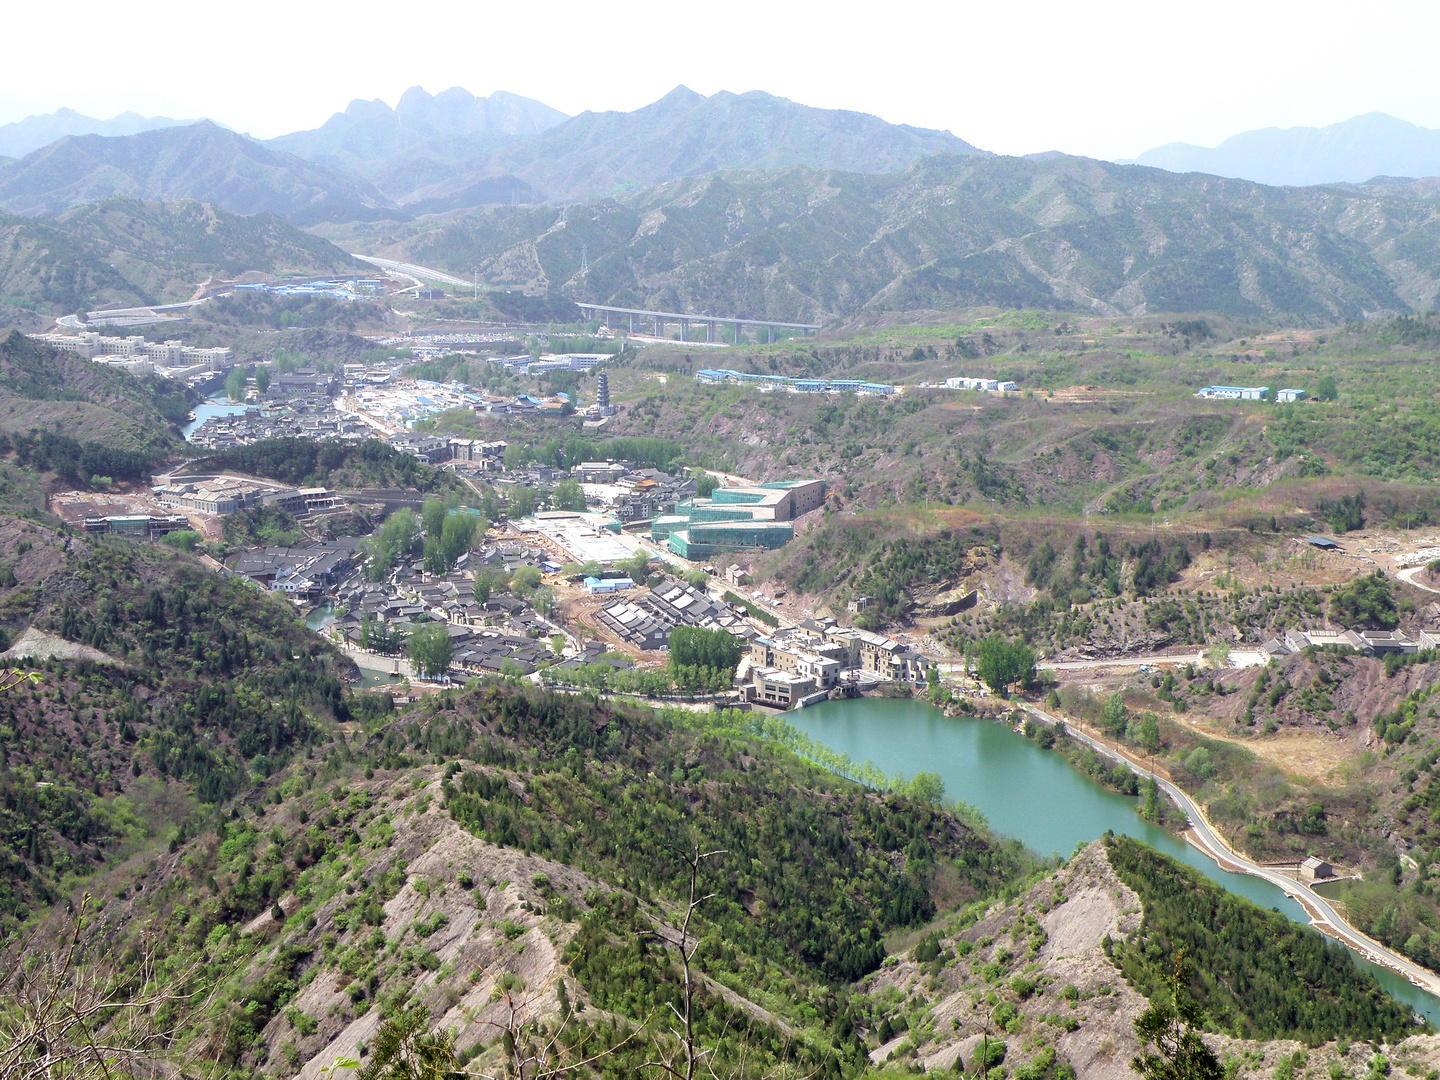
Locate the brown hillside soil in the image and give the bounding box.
[860,840,1440,1080]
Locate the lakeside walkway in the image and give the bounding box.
[1021,701,1440,999]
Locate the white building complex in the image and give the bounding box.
[27,331,232,379]
[152,473,336,516]
[944,376,1019,392]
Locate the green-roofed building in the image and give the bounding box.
[659,478,822,558]
[668,522,795,560]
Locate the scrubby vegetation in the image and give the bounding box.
[1105,836,1416,1043]
[193,438,457,491]
[0,529,357,936]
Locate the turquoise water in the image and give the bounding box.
[181,394,250,440]
[305,602,335,632]
[788,697,1440,1024]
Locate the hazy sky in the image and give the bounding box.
[5,0,1440,160]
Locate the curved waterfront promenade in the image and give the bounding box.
[1021,702,1440,998]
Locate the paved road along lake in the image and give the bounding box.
[788,697,1440,1024]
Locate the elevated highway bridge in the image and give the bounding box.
[575,302,821,344]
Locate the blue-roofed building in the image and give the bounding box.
[692,369,896,395]
[1197,385,1269,400]
[584,576,634,594]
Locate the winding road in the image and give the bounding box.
[1021,701,1440,998]
[1399,566,1440,596]
[939,649,1269,675]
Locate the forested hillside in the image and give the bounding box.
[1104,836,1413,1042]
[1,598,1434,1078]
[1,674,1038,1077]
[191,438,458,491]
[0,519,359,936]
[0,330,197,458]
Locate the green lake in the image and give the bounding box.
[787,697,1440,1024]
[305,602,335,632]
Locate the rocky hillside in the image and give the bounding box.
[865,837,1424,1078]
[4,683,1035,1077]
[0,123,396,225]
[0,197,361,327]
[379,151,1440,320]
[11,672,1432,1080]
[2,561,1437,1080]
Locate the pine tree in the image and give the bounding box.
[1131,949,1223,1080]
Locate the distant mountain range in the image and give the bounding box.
[0,122,396,225]
[379,153,1440,322]
[388,86,987,208]
[0,107,189,160]
[0,87,985,217]
[12,94,1440,323]
[1128,113,1440,186]
[13,99,1440,218]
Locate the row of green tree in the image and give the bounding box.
[667,625,744,689]
[7,430,155,484]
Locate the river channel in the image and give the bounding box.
[788,697,1440,1025]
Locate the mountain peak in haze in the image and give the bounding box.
[452,85,989,204]
[0,107,189,160]
[268,87,570,172]
[265,84,988,211]
[0,121,396,225]
[1128,112,1440,186]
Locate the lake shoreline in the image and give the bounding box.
[786,696,1440,1024]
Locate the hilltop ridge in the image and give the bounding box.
[0,107,189,159]
[1129,112,1440,187]
[357,151,1439,321]
[0,122,398,225]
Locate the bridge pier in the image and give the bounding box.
[573,304,819,343]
